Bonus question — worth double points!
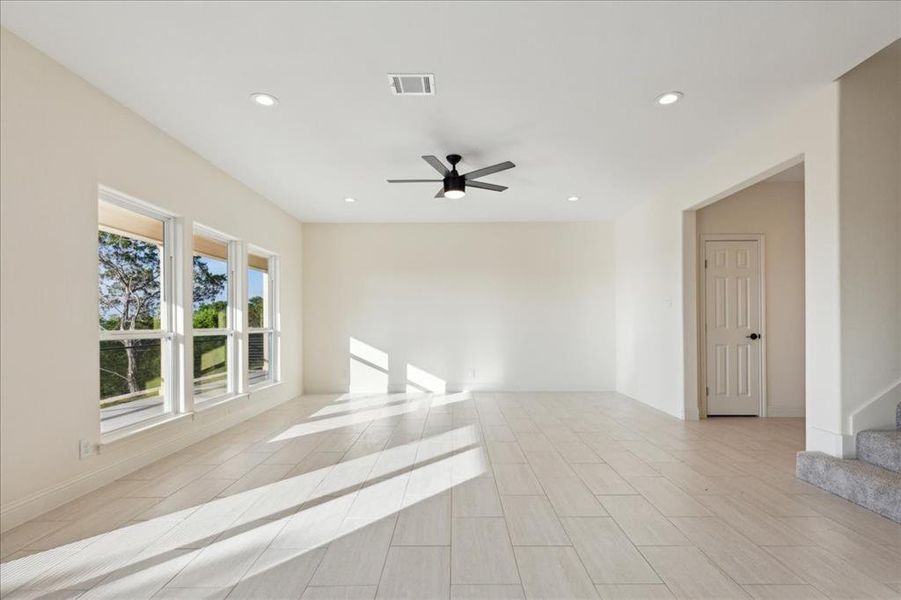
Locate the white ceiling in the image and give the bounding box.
[1,2,898,222]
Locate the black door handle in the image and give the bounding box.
[746,333,761,340]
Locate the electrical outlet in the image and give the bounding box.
[79,439,94,459]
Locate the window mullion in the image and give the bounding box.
[193,328,232,337]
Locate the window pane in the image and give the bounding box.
[247,253,269,329]
[98,230,162,331]
[194,335,228,401]
[249,332,272,385]
[193,234,229,330]
[100,338,166,432]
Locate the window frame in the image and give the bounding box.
[247,246,279,388]
[98,187,178,435]
[191,224,239,405]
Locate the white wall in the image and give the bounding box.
[615,85,842,453]
[0,29,304,530]
[303,223,615,393]
[697,181,806,417]
[838,40,901,437]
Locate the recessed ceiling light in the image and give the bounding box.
[655,91,683,106]
[567,196,580,202]
[344,197,356,203]
[250,92,278,107]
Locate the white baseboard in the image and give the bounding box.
[767,405,805,417]
[806,424,855,458]
[304,384,616,395]
[0,389,296,533]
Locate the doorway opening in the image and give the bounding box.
[687,161,806,418]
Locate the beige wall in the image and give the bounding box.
[697,181,806,417]
[615,84,842,453]
[303,222,616,393]
[0,29,304,529]
[838,40,901,437]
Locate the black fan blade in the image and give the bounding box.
[435,188,445,198]
[466,180,507,192]
[462,161,515,180]
[422,155,449,176]
[387,179,443,183]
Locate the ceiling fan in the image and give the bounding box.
[387,154,515,199]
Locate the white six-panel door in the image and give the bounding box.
[704,240,762,415]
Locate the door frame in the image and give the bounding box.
[698,234,767,418]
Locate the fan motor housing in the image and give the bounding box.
[443,175,465,195]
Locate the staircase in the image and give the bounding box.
[796,402,901,523]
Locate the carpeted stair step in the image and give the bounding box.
[856,430,901,473]
[796,451,901,523]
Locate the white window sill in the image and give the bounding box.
[249,380,282,394]
[100,412,192,448]
[99,384,282,449]
[194,392,249,412]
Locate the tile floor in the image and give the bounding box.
[1,392,900,599]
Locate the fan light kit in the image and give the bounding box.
[568,196,580,202]
[388,154,515,199]
[656,91,683,105]
[344,197,356,203]
[250,92,278,107]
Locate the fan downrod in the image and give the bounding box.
[446,154,462,170]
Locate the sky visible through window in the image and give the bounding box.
[192,257,264,305]
[195,256,228,307]
[247,267,264,300]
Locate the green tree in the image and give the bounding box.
[98,233,228,399]
[98,231,161,396]
[192,257,228,328]
[248,296,264,328]
[193,301,228,329]
[193,257,227,306]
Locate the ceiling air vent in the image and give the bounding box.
[388,73,435,96]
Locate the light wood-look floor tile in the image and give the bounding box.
[542,475,608,517]
[598,496,689,546]
[639,546,750,599]
[151,587,232,599]
[450,518,519,585]
[670,517,803,585]
[595,584,676,599]
[500,495,570,546]
[376,546,450,599]
[450,584,525,599]
[3,392,896,600]
[561,517,660,584]
[493,464,544,496]
[227,547,325,599]
[301,586,378,600]
[309,517,396,586]
[763,546,899,599]
[573,463,636,495]
[742,585,829,600]
[452,477,503,517]
[628,477,712,517]
[514,546,599,599]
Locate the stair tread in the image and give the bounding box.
[796,451,901,523]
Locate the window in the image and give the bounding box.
[247,248,277,386]
[192,227,234,403]
[98,193,174,433]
